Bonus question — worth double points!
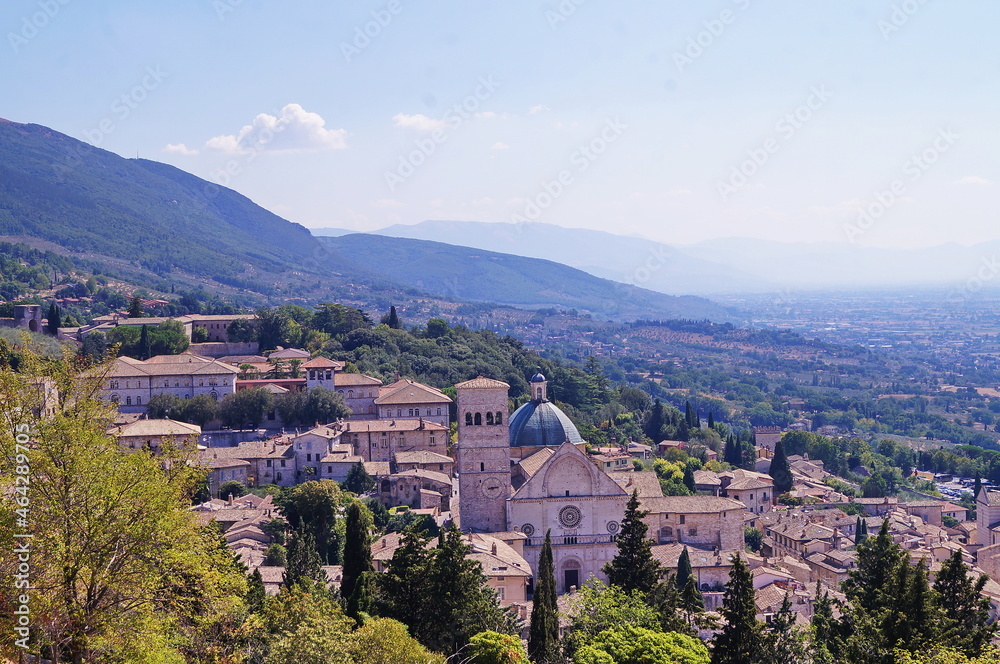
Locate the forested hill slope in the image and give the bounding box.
[320,233,733,322]
[0,119,327,280]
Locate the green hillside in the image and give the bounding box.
[0,120,322,280]
[320,233,732,321]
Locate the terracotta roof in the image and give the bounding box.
[394,468,452,485]
[375,380,452,406]
[107,355,238,377]
[302,357,344,369]
[364,462,391,476]
[516,448,555,478]
[334,373,384,387]
[111,418,201,438]
[650,543,741,568]
[394,451,454,465]
[609,470,664,499]
[643,495,746,514]
[343,419,447,433]
[455,376,510,390]
[693,470,722,486]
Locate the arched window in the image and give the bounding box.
[465,412,473,426]
[486,412,494,425]
[536,387,543,399]
[136,397,142,406]
[658,526,673,542]
[474,412,482,426]
[495,411,503,425]
[126,397,132,406]
[348,390,354,398]
[111,394,119,403]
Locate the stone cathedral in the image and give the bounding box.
[457,372,629,592]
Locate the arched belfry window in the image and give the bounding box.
[486,412,494,425]
[495,412,503,425]
[474,412,482,426]
[465,412,473,426]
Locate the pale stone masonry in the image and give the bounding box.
[98,353,238,412]
[456,376,512,534]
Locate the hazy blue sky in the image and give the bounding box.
[3,0,998,248]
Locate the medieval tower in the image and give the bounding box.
[455,377,511,533]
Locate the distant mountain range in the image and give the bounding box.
[319,234,731,321]
[0,119,732,322]
[335,220,1000,294]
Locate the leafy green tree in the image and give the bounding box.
[219,479,247,499]
[604,490,663,595]
[280,480,351,564]
[644,398,666,441]
[260,585,355,664]
[843,520,907,615]
[182,393,219,428]
[146,392,186,419]
[191,325,209,343]
[376,527,434,635]
[227,317,257,343]
[344,461,376,495]
[468,631,529,664]
[381,305,402,330]
[529,531,560,663]
[256,307,292,351]
[81,330,107,362]
[744,526,764,553]
[305,385,351,423]
[574,626,710,664]
[0,348,249,663]
[564,578,664,657]
[218,387,274,430]
[264,543,287,566]
[341,501,374,616]
[349,617,446,664]
[425,318,450,338]
[711,554,764,664]
[769,438,793,494]
[313,302,373,337]
[933,551,996,656]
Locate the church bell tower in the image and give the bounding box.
[455,377,511,533]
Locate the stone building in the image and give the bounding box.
[456,376,512,534]
[109,418,202,452]
[376,379,452,428]
[341,418,449,463]
[98,353,238,412]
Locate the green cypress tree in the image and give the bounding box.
[341,501,374,616]
[683,464,696,492]
[843,519,906,615]
[708,411,715,429]
[645,399,665,441]
[934,550,996,656]
[855,517,868,545]
[764,592,809,664]
[604,490,663,595]
[676,546,694,589]
[375,527,433,636]
[711,554,764,664]
[138,324,152,361]
[528,531,560,664]
[386,305,401,329]
[811,583,838,662]
[680,575,705,617]
[283,530,327,589]
[47,302,61,335]
[769,438,793,495]
[128,295,143,318]
[246,568,266,613]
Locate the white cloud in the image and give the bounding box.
[163,143,199,156]
[206,104,347,153]
[528,104,549,115]
[957,175,990,185]
[392,113,448,132]
[491,142,510,151]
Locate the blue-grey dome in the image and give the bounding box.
[530,371,546,383]
[509,400,584,448]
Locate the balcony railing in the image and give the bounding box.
[524,534,617,547]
